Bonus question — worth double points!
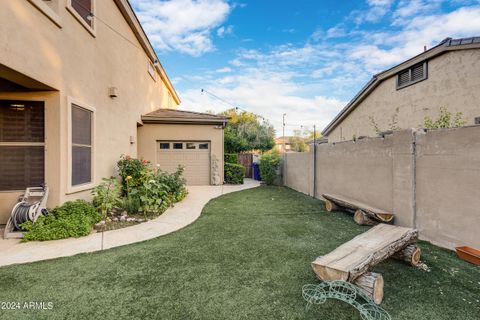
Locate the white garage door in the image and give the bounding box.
[156,141,210,185]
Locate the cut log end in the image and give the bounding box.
[392,244,421,266]
[354,210,379,226]
[353,272,384,305]
[325,199,338,212]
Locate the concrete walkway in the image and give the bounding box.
[0,179,260,267]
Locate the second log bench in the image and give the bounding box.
[322,193,394,225]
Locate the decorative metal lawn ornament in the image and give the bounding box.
[302,281,391,320]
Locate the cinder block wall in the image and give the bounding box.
[284,126,480,250]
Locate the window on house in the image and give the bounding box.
[475,117,480,125]
[71,104,93,186]
[159,142,170,149]
[0,100,45,191]
[186,143,196,149]
[396,62,428,89]
[71,0,93,26]
[173,143,183,149]
[198,143,209,150]
[148,62,156,81]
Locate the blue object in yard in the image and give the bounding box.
[252,163,261,181]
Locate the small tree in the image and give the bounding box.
[220,109,275,153]
[424,107,466,129]
[92,177,122,219]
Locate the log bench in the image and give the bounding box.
[311,224,420,304]
[322,193,394,224]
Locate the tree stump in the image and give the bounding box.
[354,210,379,226]
[392,244,421,266]
[325,199,338,212]
[353,272,384,305]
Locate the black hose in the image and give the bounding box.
[12,202,32,231]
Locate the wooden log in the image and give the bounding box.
[325,199,338,212]
[353,272,384,305]
[392,244,421,266]
[322,193,394,222]
[354,210,379,226]
[312,224,418,281]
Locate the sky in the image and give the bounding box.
[130,0,480,136]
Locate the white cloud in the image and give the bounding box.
[131,0,231,56]
[180,70,347,135]
[348,6,480,70]
[216,67,232,73]
[217,25,234,37]
[352,0,395,24]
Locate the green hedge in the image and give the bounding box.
[259,153,281,185]
[225,163,245,184]
[224,153,238,164]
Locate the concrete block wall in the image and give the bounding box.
[284,126,480,250]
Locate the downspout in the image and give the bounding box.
[412,129,418,229]
[313,125,317,198]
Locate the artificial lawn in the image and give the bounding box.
[0,186,478,320]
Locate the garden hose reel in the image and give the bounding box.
[4,186,49,239]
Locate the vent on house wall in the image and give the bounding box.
[396,61,428,89]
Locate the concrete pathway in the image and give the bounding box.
[0,179,260,267]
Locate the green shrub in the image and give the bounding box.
[92,177,122,219]
[116,155,188,217]
[137,179,170,214]
[224,153,238,164]
[259,153,281,185]
[21,200,100,241]
[120,195,141,214]
[225,163,245,184]
[155,165,188,203]
[117,155,152,190]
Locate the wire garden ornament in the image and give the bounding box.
[302,281,391,320]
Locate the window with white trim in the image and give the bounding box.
[0,100,45,191]
[396,62,428,89]
[71,104,93,186]
[67,0,95,35]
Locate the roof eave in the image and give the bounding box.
[141,116,228,125]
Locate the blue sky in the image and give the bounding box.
[130,0,480,135]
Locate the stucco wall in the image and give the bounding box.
[284,127,480,250]
[284,152,312,196]
[0,1,179,223]
[415,126,480,249]
[137,124,225,185]
[328,50,480,142]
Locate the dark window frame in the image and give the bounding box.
[71,0,93,26]
[173,143,183,149]
[159,142,170,149]
[0,100,45,191]
[396,61,428,90]
[71,103,93,187]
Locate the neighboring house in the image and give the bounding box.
[0,0,227,224]
[274,136,292,153]
[322,37,480,142]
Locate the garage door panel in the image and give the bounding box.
[156,141,210,185]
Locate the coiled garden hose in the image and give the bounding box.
[12,202,32,231]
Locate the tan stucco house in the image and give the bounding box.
[322,37,480,142]
[0,0,227,224]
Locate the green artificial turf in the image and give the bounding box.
[0,186,478,319]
